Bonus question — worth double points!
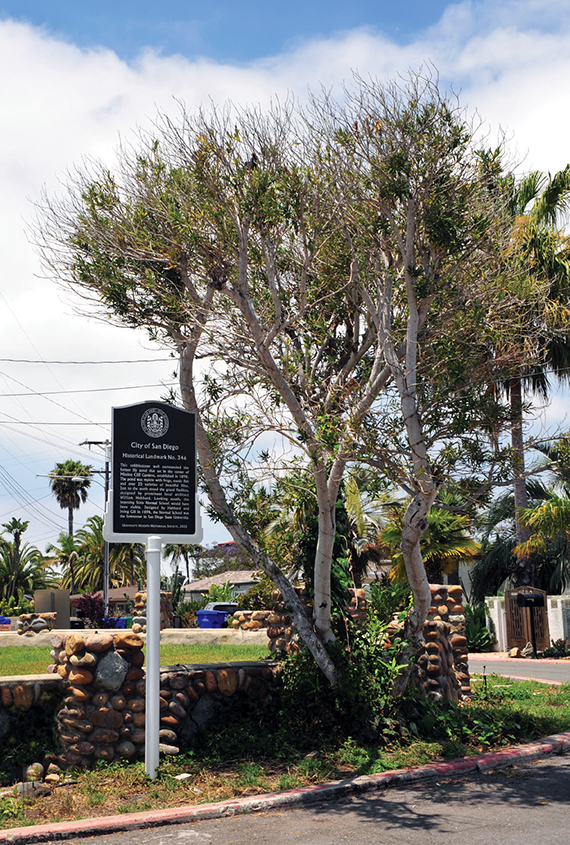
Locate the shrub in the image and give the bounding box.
[279,620,408,745]
[367,577,412,624]
[207,581,238,602]
[175,597,207,627]
[240,573,275,610]
[74,592,104,628]
[543,638,570,658]
[465,603,496,652]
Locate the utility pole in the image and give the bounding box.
[80,440,111,616]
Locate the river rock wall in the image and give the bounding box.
[48,631,147,766]
[157,662,280,754]
[230,586,313,654]
[17,613,57,635]
[45,632,280,765]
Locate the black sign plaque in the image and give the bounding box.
[103,401,202,543]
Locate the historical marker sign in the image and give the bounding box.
[103,401,202,543]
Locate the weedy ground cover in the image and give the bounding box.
[0,642,270,677]
[1,673,569,830]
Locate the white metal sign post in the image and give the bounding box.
[103,401,202,779]
[145,535,162,779]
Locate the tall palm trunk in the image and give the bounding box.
[8,529,22,601]
[511,374,532,585]
[68,550,77,596]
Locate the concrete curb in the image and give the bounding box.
[2,730,570,843]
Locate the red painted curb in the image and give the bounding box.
[2,730,570,843]
[477,673,565,686]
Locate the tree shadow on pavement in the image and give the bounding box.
[307,757,570,835]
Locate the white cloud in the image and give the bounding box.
[1,1,570,546]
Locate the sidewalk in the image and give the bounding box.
[2,730,570,844]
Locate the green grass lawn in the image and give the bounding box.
[0,642,270,677]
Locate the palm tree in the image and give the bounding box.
[163,543,204,583]
[0,520,55,604]
[45,532,82,595]
[381,495,479,584]
[54,516,145,593]
[49,459,92,537]
[502,166,570,556]
[470,474,570,602]
[1,518,29,600]
[512,437,570,591]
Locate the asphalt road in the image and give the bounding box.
[469,658,570,684]
[54,755,570,845]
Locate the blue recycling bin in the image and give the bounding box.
[196,609,226,629]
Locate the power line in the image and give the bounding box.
[0,421,110,425]
[0,358,172,364]
[0,381,177,398]
[0,289,95,421]
[0,492,55,521]
[0,369,99,424]
[0,466,66,531]
[0,418,109,471]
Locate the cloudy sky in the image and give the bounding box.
[1,0,569,552]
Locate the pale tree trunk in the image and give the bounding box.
[401,491,437,640]
[312,489,336,645]
[378,203,438,690]
[227,230,343,651]
[178,343,340,685]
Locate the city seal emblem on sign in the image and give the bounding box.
[141,408,170,438]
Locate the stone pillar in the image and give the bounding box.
[415,584,471,700]
[131,590,174,633]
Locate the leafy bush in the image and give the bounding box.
[175,597,207,627]
[207,582,238,602]
[543,638,570,658]
[279,620,408,745]
[74,592,104,628]
[0,595,34,616]
[240,573,276,610]
[465,603,496,652]
[368,577,412,623]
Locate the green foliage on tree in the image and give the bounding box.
[190,542,256,580]
[37,70,557,685]
[381,494,480,584]
[0,519,54,603]
[493,164,570,571]
[163,543,204,582]
[46,517,145,594]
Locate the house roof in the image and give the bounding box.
[183,570,260,594]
